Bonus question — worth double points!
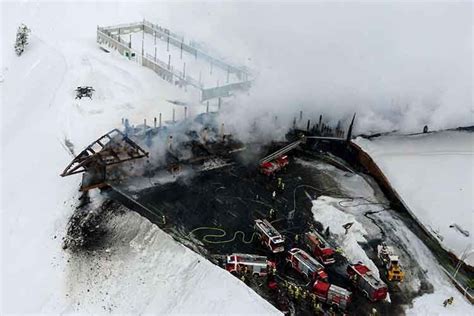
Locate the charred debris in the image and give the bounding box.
[61,111,406,315]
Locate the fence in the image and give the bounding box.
[97,20,252,101]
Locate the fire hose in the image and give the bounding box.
[188,227,256,244]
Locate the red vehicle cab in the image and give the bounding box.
[259,155,289,176]
[347,263,388,302]
[225,253,275,277]
[286,248,328,281]
[254,219,285,253]
[313,280,352,310]
[304,231,336,265]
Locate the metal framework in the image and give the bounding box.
[61,129,148,177]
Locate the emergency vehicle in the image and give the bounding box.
[286,248,328,281]
[377,243,405,282]
[347,263,388,302]
[225,253,275,276]
[259,155,289,176]
[304,231,336,265]
[254,219,285,253]
[313,280,352,310]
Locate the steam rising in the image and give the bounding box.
[152,1,473,135]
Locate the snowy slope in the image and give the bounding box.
[354,131,474,266]
[1,2,279,314]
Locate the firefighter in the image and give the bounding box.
[294,234,300,246]
[294,286,301,300]
[313,302,323,315]
[287,284,294,297]
[269,208,276,220]
[277,177,282,189]
[272,191,276,200]
[443,296,454,307]
[281,182,285,191]
[162,215,166,225]
[370,307,378,316]
[328,306,336,316]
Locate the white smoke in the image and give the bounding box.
[146,1,473,135]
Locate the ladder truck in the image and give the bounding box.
[313,280,352,310]
[286,248,328,281]
[258,140,302,176]
[254,219,285,253]
[347,263,388,302]
[377,243,405,282]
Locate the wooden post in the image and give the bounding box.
[154,46,157,62]
[159,113,162,127]
[154,117,157,128]
[299,110,303,121]
[180,42,183,59]
[168,54,171,70]
[154,31,157,45]
[172,108,175,123]
[210,61,213,75]
[167,35,170,51]
[218,98,222,111]
[184,106,187,119]
[129,34,132,48]
[206,101,209,113]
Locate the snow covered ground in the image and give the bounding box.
[302,159,473,314]
[1,2,278,314]
[354,131,474,266]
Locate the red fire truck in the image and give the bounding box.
[254,219,285,253]
[304,231,336,265]
[259,155,289,176]
[286,248,328,281]
[225,253,276,276]
[313,280,352,310]
[347,263,388,302]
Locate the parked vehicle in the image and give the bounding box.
[260,155,289,176]
[304,231,336,265]
[313,280,352,310]
[286,248,328,281]
[377,243,405,282]
[347,263,388,302]
[254,219,285,253]
[225,253,275,276]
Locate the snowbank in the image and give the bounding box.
[1,2,279,314]
[354,131,474,266]
[311,196,381,278]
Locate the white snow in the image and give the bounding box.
[311,196,381,279]
[354,131,474,266]
[1,2,279,314]
[305,160,473,314]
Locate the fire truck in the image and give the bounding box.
[259,155,289,176]
[304,231,336,265]
[254,219,285,253]
[225,253,275,276]
[347,263,388,302]
[313,280,352,310]
[377,243,405,282]
[286,248,328,281]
